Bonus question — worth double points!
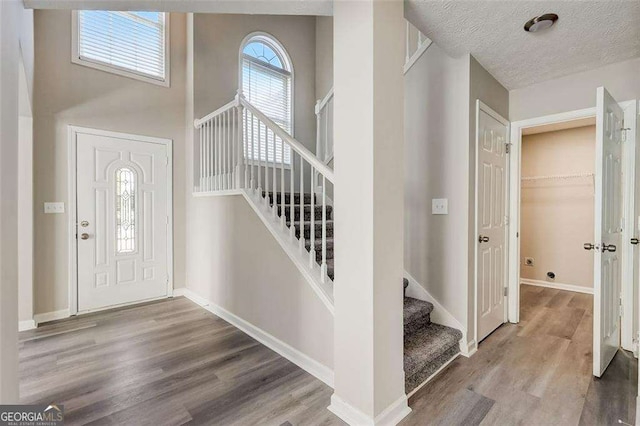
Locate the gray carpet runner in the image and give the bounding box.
[265,192,334,280]
[403,278,462,393]
[265,192,460,392]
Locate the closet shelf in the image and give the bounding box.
[521,172,594,182]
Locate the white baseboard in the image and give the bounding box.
[33,309,70,325]
[520,278,593,295]
[329,394,411,426]
[403,271,471,356]
[19,319,37,331]
[176,287,334,388]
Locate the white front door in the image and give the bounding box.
[592,87,624,377]
[75,128,171,312]
[476,101,509,342]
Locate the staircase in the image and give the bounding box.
[266,191,334,280]
[403,278,462,394]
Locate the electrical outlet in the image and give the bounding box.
[44,202,65,214]
[524,257,534,266]
[432,198,448,215]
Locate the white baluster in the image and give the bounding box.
[199,124,203,191]
[280,137,285,228]
[309,166,315,268]
[250,112,255,192]
[206,121,211,192]
[299,157,305,252]
[231,109,236,189]
[223,111,227,190]
[257,115,262,195]
[405,21,410,63]
[289,149,294,240]
[321,175,327,282]
[272,130,277,217]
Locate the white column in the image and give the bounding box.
[0,0,23,404]
[330,1,408,425]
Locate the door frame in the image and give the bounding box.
[68,126,174,315]
[474,100,510,346]
[507,102,637,353]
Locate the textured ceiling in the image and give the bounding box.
[405,0,640,90]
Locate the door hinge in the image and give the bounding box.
[505,143,512,154]
[620,297,624,318]
[504,287,509,297]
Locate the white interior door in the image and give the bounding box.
[592,87,624,377]
[76,129,170,312]
[476,101,509,342]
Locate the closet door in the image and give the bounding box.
[591,86,624,377]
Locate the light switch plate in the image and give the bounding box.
[432,198,448,215]
[44,202,65,214]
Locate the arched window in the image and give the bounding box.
[240,33,292,164]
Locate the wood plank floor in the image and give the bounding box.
[20,285,637,425]
[19,297,342,425]
[401,284,637,426]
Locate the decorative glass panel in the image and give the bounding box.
[242,41,284,69]
[115,167,136,253]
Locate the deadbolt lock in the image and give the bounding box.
[80,221,89,227]
[478,235,490,243]
[631,238,639,245]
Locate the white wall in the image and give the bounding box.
[520,126,595,289]
[0,0,33,404]
[510,57,640,121]
[186,14,333,372]
[18,54,34,324]
[404,44,471,336]
[32,10,187,316]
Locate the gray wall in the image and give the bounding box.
[315,16,333,101]
[404,44,470,335]
[186,14,333,371]
[510,57,640,121]
[32,10,187,316]
[404,47,509,347]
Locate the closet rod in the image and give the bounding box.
[521,172,594,182]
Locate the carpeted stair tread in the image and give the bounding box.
[264,191,315,205]
[404,322,462,392]
[288,220,334,240]
[404,297,433,328]
[278,204,333,222]
[305,238,335,261]
[404,342,460,393]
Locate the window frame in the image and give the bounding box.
[239,32,294,167]
[71,10,171,87]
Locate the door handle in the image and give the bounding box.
[80,233,90,240]
[602,244,616,253]
[584,243,595,250]
[631,238,639,245]
[478,235,490,243]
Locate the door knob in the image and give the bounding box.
[602,244,616,252]
[478,235,490,243]
[80,233,90,240]
[631,238,639,245]
[584,243,595,250]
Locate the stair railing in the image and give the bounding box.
[315,87,334,167]
[194,91,335,283]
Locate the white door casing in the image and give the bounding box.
[593,87,624,377]
[475,100,510,343]
[71,127,172,313]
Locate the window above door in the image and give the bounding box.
[72,10,170,87]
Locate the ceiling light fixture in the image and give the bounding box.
[524,13,558,33]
